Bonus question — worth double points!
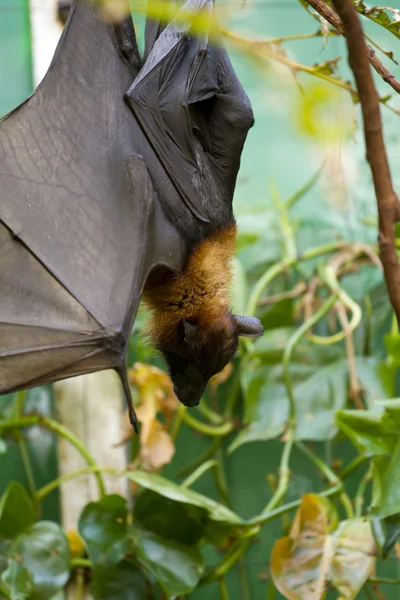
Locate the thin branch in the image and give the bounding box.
[258,282,307,306]
[332,0,400,328]
[336,302,364,409]
[304,0,400,95]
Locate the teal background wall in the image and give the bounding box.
[0,0,33,116]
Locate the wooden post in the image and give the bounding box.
[55,373,128,600]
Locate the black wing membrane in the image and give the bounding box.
[0,0,183,427]
[126,0,254,225]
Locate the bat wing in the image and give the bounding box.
[125,0,254,223]
[0,0,183,406]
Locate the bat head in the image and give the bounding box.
[163,313,263,407]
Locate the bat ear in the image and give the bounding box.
[183,320,198,344]
[233,315,264,338]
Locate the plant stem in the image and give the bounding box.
[14,430,37,504]
[36,466,119,501]
[196,402,224,425]
[76,568,85,600]
[296,441,354,518]
[178,406,233,437]
[170,408,184,441]
[295,441,337,484]
[200,537,254,585]
[181,460,217,489]
[71,558,92,570]
[214,445,232,508]
[177,438,220,478]
[251,481,343,526]
[339,454,368,480]
[370,577,400,585]
[263,437,293,514]
[238,557,252,600]
[355,464,373,517]
[309,261,362,345]
[12,392,37,505]
[262,31,338,45]
[219,577,230,600]
[0,416,106,497]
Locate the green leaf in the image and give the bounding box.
[92,560,147,600]
[0,440,6,455]
[374,439,400,519]
[132,530,204,597]
[78,495,129,566]
[127,471,243,525]
[231,356,392,452]
[293,360,349,440]
[336,409,397,457]
[1,561,33,600]
[0,483,36,539]
[9,522,70,600]
[133,490,208,545]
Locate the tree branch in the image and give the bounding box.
[305,0,400,95]
[331,0,400,327]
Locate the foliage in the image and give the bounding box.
[1,0,400,598]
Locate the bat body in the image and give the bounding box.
[0,0,262,428]
[128,0,263,405]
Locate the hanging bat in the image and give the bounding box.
[0,0,263,431]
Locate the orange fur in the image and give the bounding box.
[143,223,237,344]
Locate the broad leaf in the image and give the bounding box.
[127,471,243,525]
[78,495,129,566]
[1,561,33,600]
[271,494,376,600]
[271,494,329,600]
[133,490,208,545]
[9,522,70,600]
[132,529,204,597]
[336,409,397,457]
[92,560,147,600]
[373,439,400,518]
[0,483,36,539]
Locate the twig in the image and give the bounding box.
[223,28,359,96]
[336,302,365,409]
[260,31,339,45]
[258,282,307,306]
[304,0,400,95]
[332,0,400,328]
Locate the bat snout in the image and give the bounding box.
[173,383,206,408]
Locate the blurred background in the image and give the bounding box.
[1,0,400,598]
